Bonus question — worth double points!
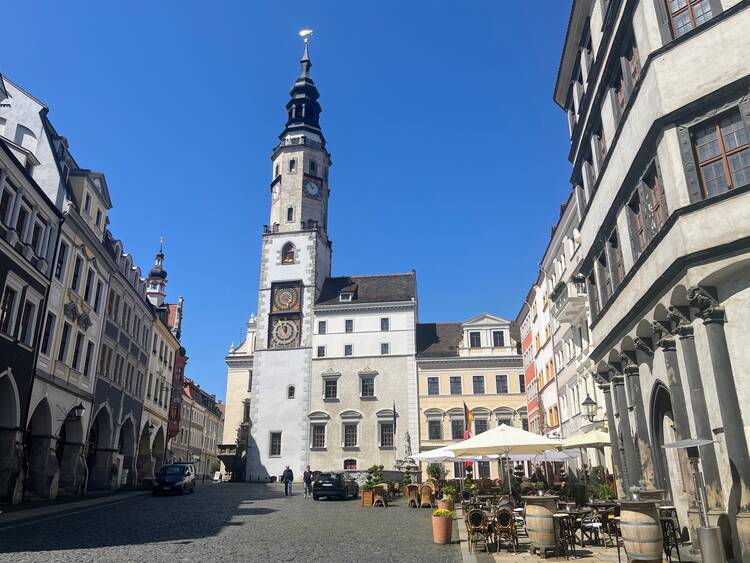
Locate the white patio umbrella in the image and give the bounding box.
[410,445,499,463]
[507,449,580,463]
[562,428,610,449]
[450,424,563,489]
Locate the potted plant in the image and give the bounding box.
[438,484,457,511]
[403,462,412,487]
[595,483,615,501]
[629,484,642,501]
[535,481,546,496]
[432,509,453,544]
[427,463,442,481]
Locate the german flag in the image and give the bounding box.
[464,402,474,435]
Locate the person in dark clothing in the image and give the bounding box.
[531,466,549,489]
[282,466,294,496]
[303,466,314,498]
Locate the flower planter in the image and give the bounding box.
[361,489,374,507]
[432,515,453,544]
[437,498,454,511]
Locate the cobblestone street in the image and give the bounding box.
[0,483,460,562]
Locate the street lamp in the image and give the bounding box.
[582,394,598,423]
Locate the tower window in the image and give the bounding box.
[289,159,297,173]
[281,242,295,264]
[275,164,280,177]
[286,207,294,222]
[287,385,295,399]
[309,160,317,173]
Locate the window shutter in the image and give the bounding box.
[739,95,750,145]
[652,156,669,215]
[638,180,659,242]
[625,196,641,262]
[652,0,673,45]
[676,125,703,203]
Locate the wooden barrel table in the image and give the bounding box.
[619,500,664,562]
[522,495,559,556]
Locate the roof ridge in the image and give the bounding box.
[330,271,415,279]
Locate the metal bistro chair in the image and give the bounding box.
[661,516,682,562]
[465,508,493,553]
[493,506,518,554]
[580,510,604,547]
[555,513,577,560]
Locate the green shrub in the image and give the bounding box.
[427,463,442,480]
[441,484,457,499]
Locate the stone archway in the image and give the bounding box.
[56,408,86,495]
[25,399,58,500]
[86,407,115,490]
[136,423,154,485]
[117,418,136,487]
[650,383,684,499]
[151,427,166,476]
[0,371,24,503]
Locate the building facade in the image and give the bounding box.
[553,0,750,558]
[0,138,60,503]
[416,314,526,480]
[177,378,223,478]
[244,43,419,480]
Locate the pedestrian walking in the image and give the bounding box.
[282,465,294,496]
[303,465,314,498]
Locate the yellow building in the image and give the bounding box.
[416,314,526,480]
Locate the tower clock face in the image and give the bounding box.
[303,178,322,199]
[272,286,299,312]
[270,317,300,347]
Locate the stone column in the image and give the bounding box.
[613,374,639,490]
[688,286,750,563]
[670,310,724,511]
[622,362,656,487]
[597,376,624,492]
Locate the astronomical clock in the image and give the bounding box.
[269,283,302,348]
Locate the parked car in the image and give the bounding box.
[312,471,359,500]
[153,463,196,495]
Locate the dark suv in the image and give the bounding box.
[153,463,196,495]
[312,471,359,500]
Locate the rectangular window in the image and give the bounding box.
[0,187,12,224]
[318,320,326,334]
[344,344,352,357]
[492,330,505,347]
[361,377,375,398]
[288,159,296,173]
[449,376,462,395]
[453,461,466,479]
[31,220,45,255]
[344,423,358,448]
[84,193,92,213]
[286,207,294,222]
[694,110,750,198]
[496,374,509,394]
[57,322,72,362]
[643,165,668,230]
[40,312,56,355]
[269,432,282,456]
[518,374,526,393]
[427,377,440,396]
[324,379,338,399]
[93,281,103,313]
[597,251,612,300]
[477,461,491,479]
[83,341,94,377]
[95,209,102,228]
[469,331,481,348]
[379,422,394,448]
[83,268,94,302]
[0,285,18,335]
[15,206,28,241]
[522,418,529,431]
[311,424,326,448]
[451,419,465,440]
[71,256,83,292]
[380,342,390,355]
[380,317,389,331]
[472,375,485,394]
[666,0,713,38]
[475,419,489,435]
[55,241,68,280]
[427,420,442,440]
[345,319,354,333]
[316,346,326,358]
[18,299,36,346]
[609,231,625,287]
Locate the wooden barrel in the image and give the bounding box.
[522,495,558,550]
[619,500,664,562]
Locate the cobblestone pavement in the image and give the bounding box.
[0,483,460,562]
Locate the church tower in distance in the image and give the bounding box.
[246,40,332,480]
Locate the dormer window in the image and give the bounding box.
[84,192,92,214]
[339,292,353,302]
[95,209,102,228]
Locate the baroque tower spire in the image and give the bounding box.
[281,39,324,143]
[146,236,168,307]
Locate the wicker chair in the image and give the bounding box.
[419,484,435,508]
[405,484,419,508]
[392,481,401,497]
[493,506,518,553]
[373,484,389,507]
[465,508,493,553]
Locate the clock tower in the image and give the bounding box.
[246,39,333,480]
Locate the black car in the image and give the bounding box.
[153,463,196,495]
[312,471,359,500]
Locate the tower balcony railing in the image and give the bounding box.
[550,278,588,323]
[263,219,322,235]
[274,135,323,151]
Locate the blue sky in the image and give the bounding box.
[4,1,573,400]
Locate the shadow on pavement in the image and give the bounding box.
[0,483,283,554]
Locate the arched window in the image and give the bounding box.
[287,385,295,399]
[281,243,295,264]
